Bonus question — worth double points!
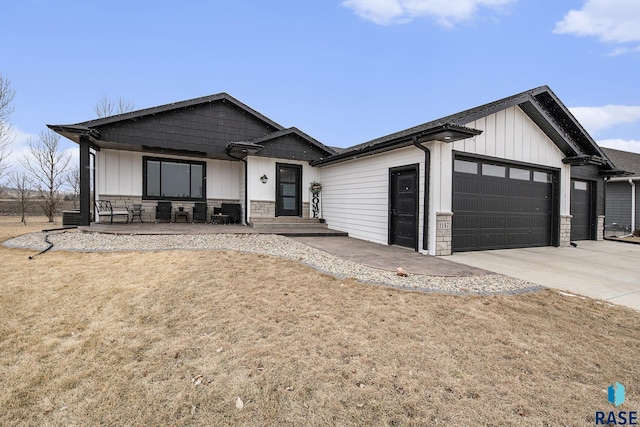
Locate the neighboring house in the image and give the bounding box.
[601,147,640,235]
[48,85,621,255]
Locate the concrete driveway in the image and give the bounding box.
[448,240,640,311]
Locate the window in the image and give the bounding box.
[482,164,505,177]
[574,180,588,191]
[509,168,530,181]
[143,157,206,200]
[454,159,478,174]
[533,171,551,183]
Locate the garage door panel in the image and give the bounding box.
[453,157,555,252]
[453,234,478,250]
[481,215,506,229]
[479,233,506,249]
[455,214,479,229]
[456,196,478,211]
[481,197,508,212]
[455,176,479,193]
[509,198,532,213]
[508,215,531,228]
[481,180,508,196]
[506,232,534,247]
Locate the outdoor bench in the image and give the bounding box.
[95,200,130,224]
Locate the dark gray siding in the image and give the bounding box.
[637,184,640,231]
[95,100,278,158]
[605,182,632,231]
[258,134,332,161]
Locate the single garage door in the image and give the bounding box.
[452,157,556,252]
[570,179,594,241]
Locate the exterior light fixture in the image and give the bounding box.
[260,174,268,184]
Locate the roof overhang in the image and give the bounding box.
[562,155,609,166]
[414,123,483,144]
[311,123,481,166]
[46,124,101,147]
[225,141,263,159]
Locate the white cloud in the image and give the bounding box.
[1,127,77,181]
[554,0,640,46]
[569,105,640,134]
[597,138,640,154]
[341,0,516,26]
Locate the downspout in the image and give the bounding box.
[630,179,636,233]
[412,137,430,252]
[227,151,249,225]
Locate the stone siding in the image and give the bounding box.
[560,215,572,247]
[250,200,276,218]
[597,215,605,241]
[96,195,239,222]
[436,212,453,256]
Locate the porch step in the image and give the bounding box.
[250,217,328,229]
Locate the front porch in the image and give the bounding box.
[78,221,347,237]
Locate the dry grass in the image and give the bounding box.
[1,217,640,426]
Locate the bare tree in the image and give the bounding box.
[21,130,71,222]
[0,73,15,183]
[9,171,32,224]
[94,95,135,118]
[63,166,80,209]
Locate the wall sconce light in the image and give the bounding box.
[260,174,268,184]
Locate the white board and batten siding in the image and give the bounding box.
[96,149,242,200]
[246,156,320,212]
[319,146,426,248]
[451,106,571,216]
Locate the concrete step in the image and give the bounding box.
[251,217,328,229]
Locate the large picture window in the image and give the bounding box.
[143,157,206,200]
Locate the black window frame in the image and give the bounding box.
[142,156,206,201]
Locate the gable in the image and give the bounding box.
[454,106,564,167]
[90,99,280,160]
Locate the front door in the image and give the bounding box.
[276,163,302,217]
[389,165,418,250]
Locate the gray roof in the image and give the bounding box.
[601,147,640,176]
[313,85,618,171]
[48,93,335,161]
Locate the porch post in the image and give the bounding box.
[79,136,91,226]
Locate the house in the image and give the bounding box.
[601,147,640,235]
[48,85,621,255]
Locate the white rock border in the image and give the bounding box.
[3,231,544,295]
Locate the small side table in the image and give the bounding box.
[175,211,190,223]
[211,214,231,224]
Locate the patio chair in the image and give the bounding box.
[155,201,172,223]
[129,203,145,223]
[221,203,242,224]
[193,202,208,223]
[95,200,130,224]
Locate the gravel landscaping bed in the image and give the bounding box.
[3,231,544,295]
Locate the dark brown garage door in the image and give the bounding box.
[452,157,555,252]
[570,179,594,241]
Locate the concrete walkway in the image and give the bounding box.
[293,236,488,277]
[78,222,347,237]
[448,240,640,311]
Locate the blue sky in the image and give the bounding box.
[2,0,640,171]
